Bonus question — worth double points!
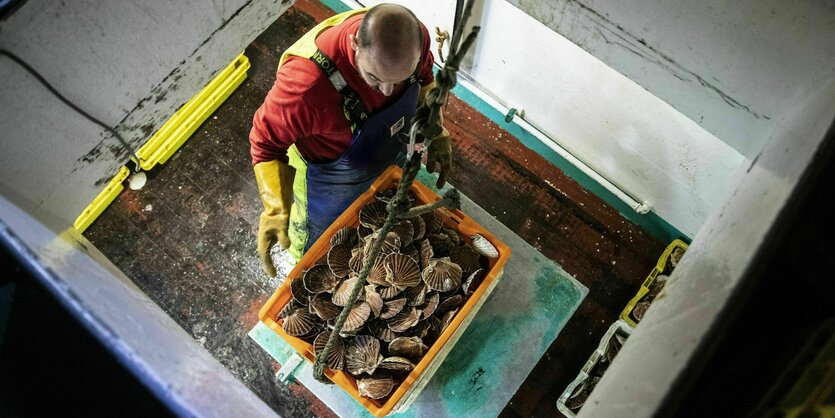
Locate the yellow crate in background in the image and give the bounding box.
[620,239,689,327]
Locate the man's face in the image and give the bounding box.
[350,34,419,97]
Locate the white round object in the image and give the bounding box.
[128,171,147,190]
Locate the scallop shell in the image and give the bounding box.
[444,227,461,246]
[647,275,668,299]
[378,356,415,372]
[391,220,414,247]
[359,201,388,229]
[309,293,342,321]
[313,330,345,370]
[327,243,353,278]
[375,188,397,203]
[282,309,319,337]
[366,257,390,286]
[343,302,371,333]
[439,309,458,334]
[437,294,464,315]
[418,292,440,318]
[565,378,591,410]
[424,316,443,345]
[277,299,302,319]
[367,318,398,342]
[411,214,426,241]
[419,239,433,270]
[303,264,340,294]
[357,374,396,400]
[669,247,685,270]
[605,335,624,363]
[332,276,359,306]
[330,227,355,247]
[364,286,384,318]
[470,234,499,258]
[388,336,427,361]
[632,300,651,322]
[421,211,444,233]
[384,253,421,289]
[290,278,312,305]
[358,224,374,241]
[380,297,407,319]
[450,245,481,276]
[426,233,452,257]
[403,244,420,262]
[345,335,382,376]
[364,231,401,257]
[461,268,485,296]
[404,281,428,307]
[422,257,463,292]
[349,247,365,274]
[388,307,420,333]
[408,319,432,340]
[378,285,403,300]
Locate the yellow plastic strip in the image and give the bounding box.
[137,53,250,169]
[74,53,250,233]
[73,166,131,233]
[619,239,689,327]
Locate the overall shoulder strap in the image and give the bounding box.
[277,8,368,68]
[309,48,369,131]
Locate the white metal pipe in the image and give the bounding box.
[455,74,652,214]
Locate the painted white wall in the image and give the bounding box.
[507,0,835,160]
[361,0,743,237]
[0,0,291,225]
[579,72,835,418]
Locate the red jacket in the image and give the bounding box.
[249,13,435,165]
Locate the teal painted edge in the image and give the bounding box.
[317,0,687,245]
[318,0,353,13]
[448,82,686,244]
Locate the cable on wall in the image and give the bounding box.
[0,49,141,171]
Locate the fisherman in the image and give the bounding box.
[249,4,453,276]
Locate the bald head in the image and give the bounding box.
[357,4,423,56]
[350,4,422,95]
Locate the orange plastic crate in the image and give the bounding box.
[258,165,511,416]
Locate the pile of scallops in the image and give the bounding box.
[277,187,498,400]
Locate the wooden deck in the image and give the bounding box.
[85,2,667,416]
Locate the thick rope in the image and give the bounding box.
[313,153,422,381]
[312,2,481,383]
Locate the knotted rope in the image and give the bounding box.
[313,1,480,383]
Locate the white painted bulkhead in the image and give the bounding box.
[360,0,746,237]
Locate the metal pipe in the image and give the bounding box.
[455,74,652,214]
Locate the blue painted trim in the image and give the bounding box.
[318,0,687,244]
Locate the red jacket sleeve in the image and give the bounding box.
[249,59,318,165]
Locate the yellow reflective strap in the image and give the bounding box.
[286,144,309,260]
[278,8,368,68]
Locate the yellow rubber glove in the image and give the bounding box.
[253,160,295,277]
[426,132,453,189]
